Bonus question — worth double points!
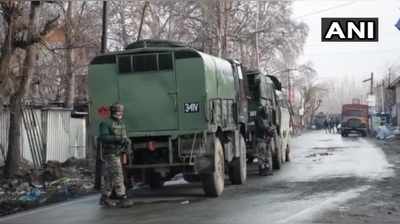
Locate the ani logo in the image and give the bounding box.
[321,18,378,42]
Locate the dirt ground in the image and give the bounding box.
[315,138,400,224]
[0,158,95,217]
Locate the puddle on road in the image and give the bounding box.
[306,152,333,158]
[306,146,351,159]
[277,131,395,183]
[319,139,333,142]
[312,146,350,150]
[129,197,205,206]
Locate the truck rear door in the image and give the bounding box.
[117,53,178,132]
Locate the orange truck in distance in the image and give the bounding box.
[341,104,369,137]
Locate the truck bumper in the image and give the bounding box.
[342,127,367,134]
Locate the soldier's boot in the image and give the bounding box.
[265,164,273,176]
[115,195,134,208]
[258,162,273,176]
[99,194,117,207]
[258,163,267,176]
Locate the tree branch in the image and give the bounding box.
[40,13,60,37]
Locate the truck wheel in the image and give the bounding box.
[229,135,247,185]
[94,144,103,190]
[183,173,200,183]
[341,132,347,137]
[147,170,164,189]
[273,137,282,170]
[201,138,225,197]
[285,144,290,162]
[281,145,285,164]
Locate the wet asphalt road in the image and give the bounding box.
[0,131,394,224]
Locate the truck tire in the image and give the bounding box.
[183,173,200,183]
[147,170,164,189]
[201,138,225,197]
[94,144,103,190]
[285,144,290,162]
[273,137,282,170]
[229,135,247,185]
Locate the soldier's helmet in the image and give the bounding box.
[110,103,124,113]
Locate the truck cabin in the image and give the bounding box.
[245,71,279,119]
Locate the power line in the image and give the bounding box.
[294,1,358,19]
[304,48,400,56]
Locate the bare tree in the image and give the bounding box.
[105,0,307,70]
[0,1,59,177]
[294,64,327,127]
[64,1,74,108]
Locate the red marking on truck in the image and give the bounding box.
[97,106,110,119]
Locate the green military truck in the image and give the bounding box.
[244,70,291,173]
[88,40,248,197]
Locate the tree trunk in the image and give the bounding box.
[222,0,230,57]
[0,3,16,101]
[64,1,75,109]
[118,3,129,48]
[216,1,223,57]
[5,2,40,177]
[5,96,22,177]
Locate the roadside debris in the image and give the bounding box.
[306,152,332,158]
[374,126,400,141]
[180,200,190,205]
[0,157,95,217]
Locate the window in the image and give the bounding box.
[91,55,116,64]
[247,74,260,100]
[343,110,366,117]
[159,53,173,70]
[118,56,132,73]
[133,54,157,72]
[118,53,174,74]
[175,50,200,59]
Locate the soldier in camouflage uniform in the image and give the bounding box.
[99,103,131,206]
[255,106,274,176]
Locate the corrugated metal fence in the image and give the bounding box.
[0,108,86,166]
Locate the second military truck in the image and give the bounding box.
[244,70,291,173]
[89,40,248,197]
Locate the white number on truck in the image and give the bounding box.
[184,103,200,113]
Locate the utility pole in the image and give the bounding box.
[96,1,108,190]
[287,69,291,104]
[362,72,374,95]
[362,72,375,118]
[370,72,374,95]
[100,1,108,53]
[255,0,260,68]
[381,80,385,112]
[137,1,150,41]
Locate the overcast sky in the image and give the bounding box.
[292,0,400,82]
